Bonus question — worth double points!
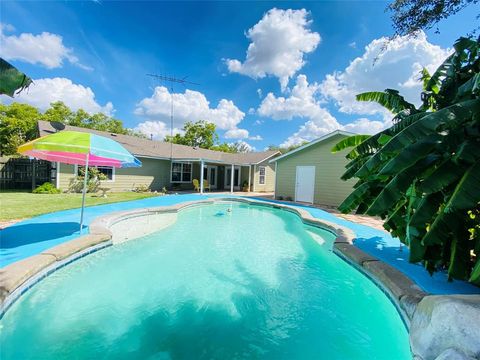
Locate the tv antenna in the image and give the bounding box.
[146,74,199,159]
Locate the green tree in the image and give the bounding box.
[42,101,131,135]
[0,101,144,155]
[267,142,308,154]
[165,120,218,149]
[42,101,74,124]
[210,143,238,153]
[388,0,479,36]
[0,103,40,155]
[332,38,480,285]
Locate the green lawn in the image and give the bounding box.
[0,191,159,221]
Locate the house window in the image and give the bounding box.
[75,165,115,181]
[171,162,192,183]
[259,166,266,185]
[97,166,114,181]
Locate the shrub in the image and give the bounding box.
[33,182,61,194]
[68,167,107,193]
[132,184,150,192]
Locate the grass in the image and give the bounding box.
[0,191,159,221]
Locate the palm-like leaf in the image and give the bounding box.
[356,89,416,114]
[331,135,371,155]
[0,58,32,97]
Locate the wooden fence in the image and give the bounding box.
[0,157,55,190]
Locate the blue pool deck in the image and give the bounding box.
[1,194,479,295]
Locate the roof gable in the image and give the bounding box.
[270,130,356,163]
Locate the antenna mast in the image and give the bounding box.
[146,74,199,160]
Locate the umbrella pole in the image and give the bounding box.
[80,154,89,233]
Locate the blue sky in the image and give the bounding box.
[1,1,477,150]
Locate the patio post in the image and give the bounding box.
[79,153,89,234]
[200,160,204,194]
[230,164,234,194]
[248,165,251,192]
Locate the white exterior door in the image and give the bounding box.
[203,166,218,189]
[225,166,241,190]
[295,166,315,203]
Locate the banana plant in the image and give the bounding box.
[0,58,32,97]
[332,37,480,285]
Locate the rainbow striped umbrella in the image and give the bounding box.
[18,130,142,232]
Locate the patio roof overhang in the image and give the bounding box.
[137,155,261,166]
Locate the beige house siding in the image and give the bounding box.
[274,134,356,207]
[57,157,278,193]
[58,157,172,192]
[252,161,275,192]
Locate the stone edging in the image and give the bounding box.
[0,197,427,326]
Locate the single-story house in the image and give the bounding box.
[37,120,280,193]
[270,130,357,206]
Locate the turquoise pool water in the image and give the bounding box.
[0,202,410,359]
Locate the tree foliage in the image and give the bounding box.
[165,120,246,153]
[0,101,143,156]
[332,37,480,285]
[0,102,41,155]
[165,120,218,149]
[267,142,308,154]
[388,0,479,36]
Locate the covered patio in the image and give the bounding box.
[172,160,254,194]
[168,150,278,194]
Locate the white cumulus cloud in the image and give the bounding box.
[224,128,249,139]
[135,86,245,132]
[225,8,320,91]
[319,31,450,118]
[10,77,114,115]
[260,33,450,148]
[342,117,387,134]
[0,23,90,70]
[256,74,388,148]
[258,74,340,127]
[134,121,182,140]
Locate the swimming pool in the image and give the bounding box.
[0,201,410,359]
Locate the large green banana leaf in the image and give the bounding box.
[0,58,32,97]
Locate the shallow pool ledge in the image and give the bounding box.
[1,197,479,360]
[0,233,111,312]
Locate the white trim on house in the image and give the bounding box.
[273,161,278,198]
[224,165,241,190]
[252,152,281,165]
[74,164,116,182]
[56,162,60,188]
[269,130,356,163]
[170,161,193,183]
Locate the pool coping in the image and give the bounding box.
[0,197,428,325]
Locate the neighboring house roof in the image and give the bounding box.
[269,130,356,163]
[37,120,280,165]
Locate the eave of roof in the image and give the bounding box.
[269,130,356,163]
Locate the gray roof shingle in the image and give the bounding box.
[37,120,279,165]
